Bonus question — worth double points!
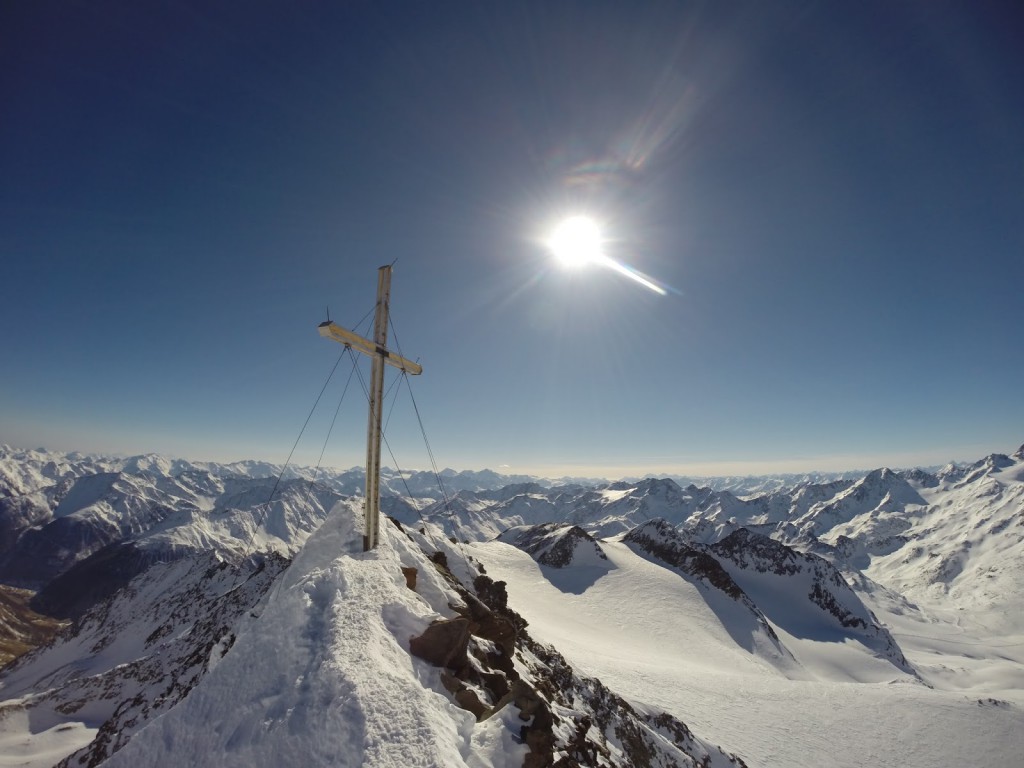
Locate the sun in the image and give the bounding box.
[547,215,603,268]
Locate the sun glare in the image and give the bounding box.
[548,216,602,268]
[543,213,670,295]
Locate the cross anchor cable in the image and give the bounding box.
[318,265,422,550]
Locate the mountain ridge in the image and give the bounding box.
[1,443,1021,767]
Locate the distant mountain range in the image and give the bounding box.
[0,442,1021,767]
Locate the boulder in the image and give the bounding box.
[409,618,470,670]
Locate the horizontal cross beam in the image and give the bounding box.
[317,321,422,375]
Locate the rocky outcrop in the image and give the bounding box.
[709,528,911,671]
[413,555,746,768]
[31,541,179,620]
[497,524,608,568]
[0,552,288,768]
[410,617,472,669]
[625,520,746,600]
[710,527,804,576]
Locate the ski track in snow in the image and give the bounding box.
[472,539,1024,768]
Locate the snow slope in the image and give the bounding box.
[101,509,487,768]
[2,444,1022,767]
[473,537,1024,768]
[3,505,743,768]
[0,552,286,767]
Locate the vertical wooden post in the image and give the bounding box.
[317,265,422,551]
[363,265,391,551]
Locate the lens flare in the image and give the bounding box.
[548,216,602,268]
[546,216,668,296]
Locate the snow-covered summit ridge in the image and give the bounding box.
[3,503,748,768]
[1,443,1022,767]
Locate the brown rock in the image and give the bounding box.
[401,566,418,591]
[455,688,489,720]
[409,618,471,670]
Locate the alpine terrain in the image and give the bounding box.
[0,443,1022,767]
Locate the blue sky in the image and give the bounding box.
[2,1,1022,478]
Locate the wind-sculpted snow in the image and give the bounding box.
[625,520,747,601]
[622,520,799,674]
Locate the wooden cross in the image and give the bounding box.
[318,265,422,550]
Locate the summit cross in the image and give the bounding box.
[318,265,422,550]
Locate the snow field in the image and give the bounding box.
[473,537,1024,768]
[0,706,95,768]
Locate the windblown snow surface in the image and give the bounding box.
[73,513,529,768]
[471,536,1024,768]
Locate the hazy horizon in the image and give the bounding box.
[5,437,1015,484]
[4,3,1021,483]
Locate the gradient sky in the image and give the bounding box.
[2,1,1022,478]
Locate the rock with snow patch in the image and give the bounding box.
[497,523,609,568]
[0,551,287,767]
[709,528,911,672]
[625,520,747,600]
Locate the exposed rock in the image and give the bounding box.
[711,527,803,576]
[625,520,746,599]
[409,618,471,670]
[407,558,745,765]
[31,541,180,620]
[401,566,418,590]
[498,524,608,568]
[709,528,911,671]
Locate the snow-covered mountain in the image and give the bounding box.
[0,447,345,591]
[496,524,611,570]
[1,551,287,767]
[1,443,1022,767]
[2,509,747,768]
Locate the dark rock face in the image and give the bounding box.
[400,566,418,590]
[901,468,940,488]
[409,618,471,669]
[709,528,911,670]
[711,527,869,627]
[625,520,745,600]
[808,582,866,629]
[416,559,745,768]
[31,542,179,620]
[0,494,51,561]
[498,524,608,568]
[0,514,128,591]
[710,528,803,576]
